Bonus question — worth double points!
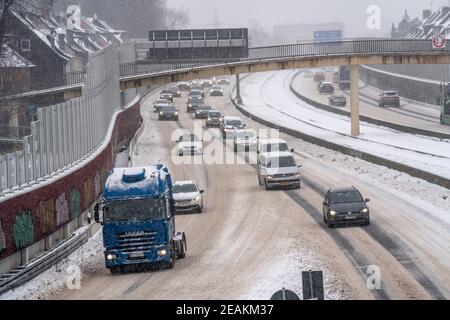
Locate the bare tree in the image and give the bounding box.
[0,0,16,54]
[166,7,189,29]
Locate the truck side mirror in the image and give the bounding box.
[94,203,100,223]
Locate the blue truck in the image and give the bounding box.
[94,165,187,274]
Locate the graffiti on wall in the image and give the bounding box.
[83,178,94,209]
[56,193,70,226]
[70,189,81,220]
[94,171,101,198]
[0,221,6,252]
[37,198,55,235]
[13,210,35,250]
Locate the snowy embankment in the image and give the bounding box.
[240,71,450,180]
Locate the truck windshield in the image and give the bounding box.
[105,198,166,222]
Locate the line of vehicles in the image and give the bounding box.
[93,74,372,275]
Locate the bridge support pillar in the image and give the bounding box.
[350,65,360,137]
[236,74,243,105]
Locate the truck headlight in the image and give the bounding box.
[106,253,117,260]
[330,210,337,216]
[158,249,167,256]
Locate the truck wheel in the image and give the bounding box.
[177,237,186,259]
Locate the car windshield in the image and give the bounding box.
[173,183,198,194]
[262,143,289,153]
[179,134,201,142]
[225,120,242,126]
[198,106,212,111]
[155,100,169,104]
[162,90,171,94]
[208,112,221,118]
[105,198,166,222]
[267,156,296,168]
[212,86,222,90]
[189,91,202,96]
[330,191,363,204]
[161,106,176,112]
[385,92,398,96]
[192,86,202,91]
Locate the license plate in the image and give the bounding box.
[129,252,145,258]
[345,216,357,220]
[281,182,290,186]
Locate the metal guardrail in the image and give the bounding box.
[0,228,89,295]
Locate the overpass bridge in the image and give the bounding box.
[3,39,450,136]
[119,39,450,136]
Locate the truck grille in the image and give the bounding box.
[116,231,157,254]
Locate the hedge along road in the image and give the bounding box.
[56,77,449,300]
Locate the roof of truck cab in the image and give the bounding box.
[104,166,171,201]
[261,151,294,159]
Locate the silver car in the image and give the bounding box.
[173,181,205,213]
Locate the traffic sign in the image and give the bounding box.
[314,30,342,44]
[302,271,325,300]
[270,288,300,300]
[432,34,446,49]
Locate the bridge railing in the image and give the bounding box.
[119,39,449,78]
[0,70,86,98]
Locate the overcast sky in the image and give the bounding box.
[168,0,442,37]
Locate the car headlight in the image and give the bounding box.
[157,250,167,256]
[106,253,117,260]
[194,195,201,202]
[175,112,178,116]
[160,112,163,115]
[330,210,337,216]
[362,208,369,213]
[267,176,273,180]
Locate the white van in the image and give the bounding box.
[257,152,301,190]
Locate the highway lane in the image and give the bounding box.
[55,77,450,300]
[292,70,450,135]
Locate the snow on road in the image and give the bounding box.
[240,71,450,179]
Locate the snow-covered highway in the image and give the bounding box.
[45,74,450,300]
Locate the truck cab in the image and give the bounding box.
[95,165,187,274]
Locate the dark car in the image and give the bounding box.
[379,91,400,108]
[190,85,204,97]
[322,187,370,228]
[318,82,335,95]
[328,95,347,107]
[153,99,171,113]
[195,105,214,119]
[314,71,326,82]
[158,106,179,121]
[177,81,191,91]
[206,111,223,128]
[160,89,174,102]
[170,86,182,97]
[210,85,224,96]
[187,95,204,113]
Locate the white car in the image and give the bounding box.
[257,152,302,190]
[221,116,246,139]
[176,134,203,156]
[173,181,205,213]
[233,129,258,152]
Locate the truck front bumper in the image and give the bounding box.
[104,247,172,268]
